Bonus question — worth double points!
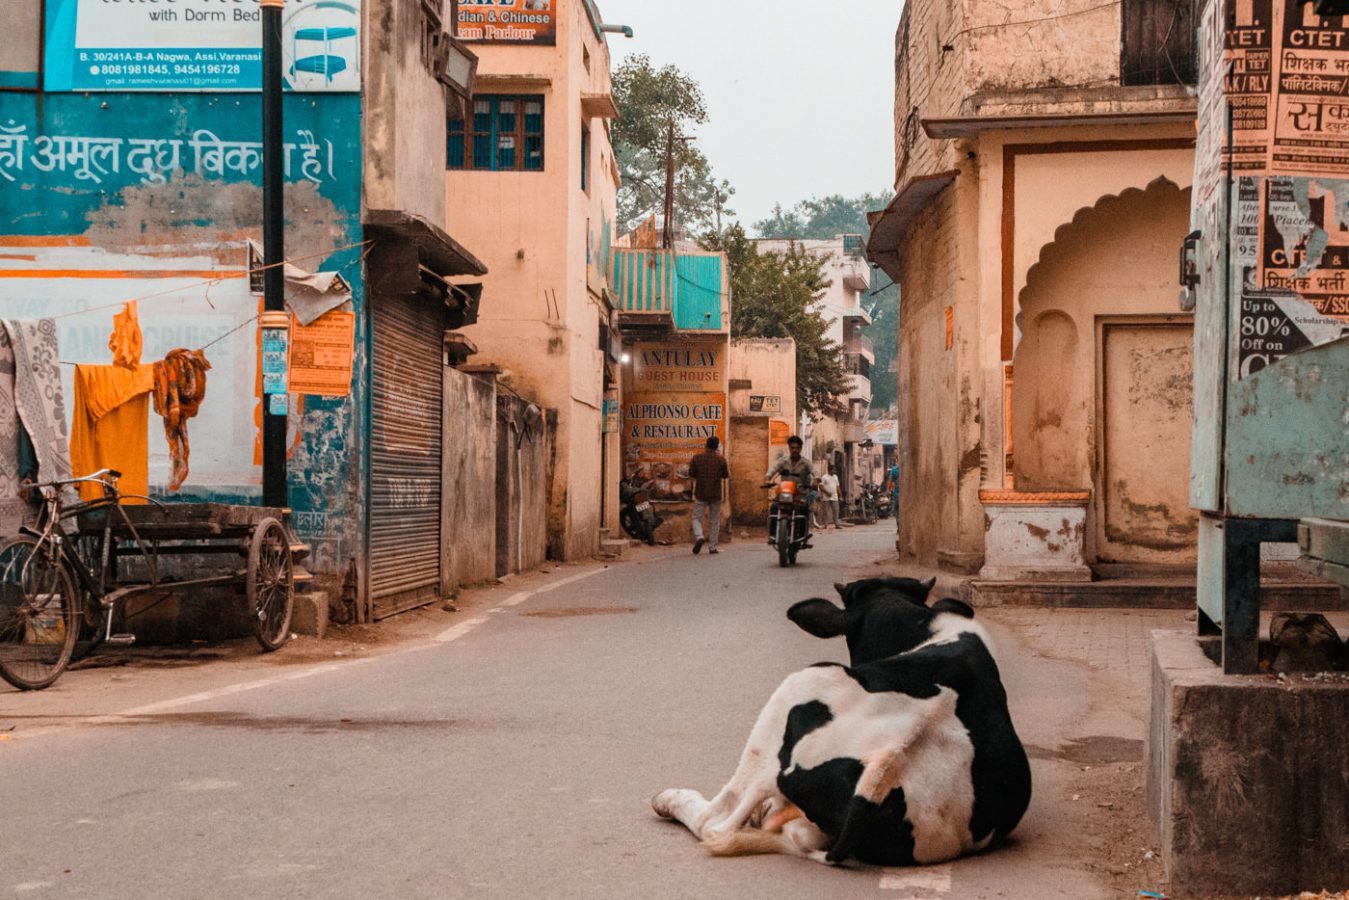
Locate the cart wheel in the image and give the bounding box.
[247,518,293,652]
[0,537,80,690]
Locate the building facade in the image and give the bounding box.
[1,0,487,624]
[867,0,1198,578]
[756,236,875,504]
[447,0,621,560]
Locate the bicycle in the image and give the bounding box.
[0,469,294,691]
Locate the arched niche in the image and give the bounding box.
[1010,178,1193,498]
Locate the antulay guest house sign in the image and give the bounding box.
[622,341,727,501]
[43,0,362,92]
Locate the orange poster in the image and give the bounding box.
[457,0,559,45]
[289,310,355,397]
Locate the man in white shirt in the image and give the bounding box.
[818,464,840,529]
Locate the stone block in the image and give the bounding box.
[1146,629,1349,897]
[979,491,1092,582]
[290,590,328,639]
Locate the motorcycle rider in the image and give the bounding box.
[764,435,814,547]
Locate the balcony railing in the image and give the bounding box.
[611,247,724,331]
[848,332,874,358]
[845,352,871,378]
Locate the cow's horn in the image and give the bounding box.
[834,582,846,596]
[922,577,937,592]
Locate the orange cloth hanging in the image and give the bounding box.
[70,364,154,503]
[108,301,143,369]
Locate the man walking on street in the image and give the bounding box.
[690,435,729,555]
[818,463,840,529]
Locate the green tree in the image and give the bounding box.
[611,54,733,234]
[866,273,900,411]
[753,192,890,240]
[703,225,851,419]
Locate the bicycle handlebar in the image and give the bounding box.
[27,468,122,491]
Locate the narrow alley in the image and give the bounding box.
[3,525,1178,899]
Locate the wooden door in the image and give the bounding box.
[1096,319,1198,564]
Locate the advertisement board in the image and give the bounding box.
[457,0,558,45]
[863,419,900,445]
[43,0,362,92]
[622,339,727,500]
[622,393,726,501]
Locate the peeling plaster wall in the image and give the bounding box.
[728,338,796,424]
[895,178,983,570]
[1012,180,1196,563]
[445,1,618,561]
[0,92,366,585]
[363,0,448,224]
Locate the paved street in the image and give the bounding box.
[2,524,1183,899]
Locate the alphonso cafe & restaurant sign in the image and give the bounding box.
[623,342,727,501]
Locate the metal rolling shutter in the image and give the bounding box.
[370,297,443,616]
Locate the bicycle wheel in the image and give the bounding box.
[0,536,80,690]
[247,518,293,651]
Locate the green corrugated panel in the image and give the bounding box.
[674,254,722,329]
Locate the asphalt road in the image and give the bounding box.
[1,524,1156,899]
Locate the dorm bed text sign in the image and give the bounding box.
[457,0,558,45]
[43,0,362,92]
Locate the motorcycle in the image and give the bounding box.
[619,477,663,545]
[873,485,893,519]
[764,479,811,567]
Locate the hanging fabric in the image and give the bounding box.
[153,348,211,491]
[0,320,73,527]
[70,364,154,504]
[108,301,143,369]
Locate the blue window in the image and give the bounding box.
[448,94,544,172]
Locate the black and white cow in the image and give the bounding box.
[652,576,1031,867]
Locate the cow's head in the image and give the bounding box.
[787,577,974,665]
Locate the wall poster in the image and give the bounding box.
[622,340,727,501]
[457,0,558,45]
[43,0,362,92]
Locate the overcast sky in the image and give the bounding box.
[597,0,901,231]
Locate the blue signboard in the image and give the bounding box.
[43,0,362,92]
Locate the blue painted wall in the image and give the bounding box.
[0,91,366,578]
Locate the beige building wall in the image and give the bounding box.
[728,338,797,424]
[873,0,1199,574]
[446,2,619,561]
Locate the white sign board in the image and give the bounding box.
[44,0,362,92]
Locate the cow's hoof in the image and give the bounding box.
[651,789,678,819]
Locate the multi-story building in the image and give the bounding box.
[755,235,875,501]
[866,0,1198,580]
[1,0,489,625]
[447,0,622,560]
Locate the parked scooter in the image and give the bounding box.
[764,479,811,567]
[619,476,663,545]
[873,484,893,519]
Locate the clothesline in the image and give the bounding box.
[47,239,374,321]
[53,239,373,365]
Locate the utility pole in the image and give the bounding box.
[662,118,675,250]
[260,0,287,509]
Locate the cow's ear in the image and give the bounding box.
[931,597,974,619]
[788,599,847,639]
[921,577,937,595]
[833,582,847,597]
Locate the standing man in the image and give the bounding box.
[689,435,729,555]
[818,463,840,529]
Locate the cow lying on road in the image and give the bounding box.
[652,576,1031,866]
